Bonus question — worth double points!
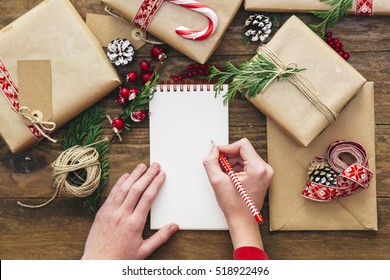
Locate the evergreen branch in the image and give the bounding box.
[121,73,160,121]
[209,53,305,105]
[63,106,110,212]
[309,0,353,37]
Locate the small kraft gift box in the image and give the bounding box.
[244,0,390,15]
[246,15,366,147]
[0,0,121,153]
[101,0,242,64]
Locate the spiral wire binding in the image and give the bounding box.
[155,80,223,92]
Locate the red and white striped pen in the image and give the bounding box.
[213,142,264,224]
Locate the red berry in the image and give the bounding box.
[126,71,138,83]
[141,72,152,83]
[112,117,124,132]
[338,50,344,56]
[333,38,340,44]
[334,43,342,51]
[128,88,139,101]
[326,37,332,43]
[119,87,130,99]
[343,52,350,60]
[325,31,333,38]
[139,60,151,72]
[131,110,147,122]
[151,46,164,59]
[329,41,334,47]
[188,64,194,71]
[116,94,126,106]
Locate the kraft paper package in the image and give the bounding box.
[245,0,390,15]
[102,0,242,64]
[0,0,121,153]
[267,82,377,231]
[246,16,366,147]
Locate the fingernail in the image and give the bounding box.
[151,162,160,168]
[137,163,147,171]
[170,223,179,232]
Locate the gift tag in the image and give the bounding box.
[17,60,53,122]
[86,14,145,50]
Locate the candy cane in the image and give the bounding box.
[168,0,218,40]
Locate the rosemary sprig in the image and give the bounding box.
[308,0,353,37]
[209,53,305,105]
[62,106,109,212]
[121,73,159,127]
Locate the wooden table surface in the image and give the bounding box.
[0,1,389,260]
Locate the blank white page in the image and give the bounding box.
[150,84,229,230]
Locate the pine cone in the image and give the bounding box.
[244,14,272,43]
[307,159,338,187]
[107,38,134,66]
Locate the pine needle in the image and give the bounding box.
[121,73,159,121]
[308,0,353,37]
[209,53,305,105]
[63,106,110,212]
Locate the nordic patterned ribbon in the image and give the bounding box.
[302,140,373,202]
[356,0,373,16]
[132,0,218,40]
[0,58,56,142]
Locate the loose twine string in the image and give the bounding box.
[17,138,108,208]
[257,45,338,123]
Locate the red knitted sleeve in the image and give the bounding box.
[233,246,269,260]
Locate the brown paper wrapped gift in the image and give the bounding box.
[247,15,366,147]
[0,0,121,153]
[102,0,242,64]
[267,82,377,231]
[245,0,390,15]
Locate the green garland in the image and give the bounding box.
[62,106,110,212]
[209,53,305,105]
[309,0,353,37]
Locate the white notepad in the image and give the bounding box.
[150,83,229,230]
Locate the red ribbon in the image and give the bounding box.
[132,0,164,32]
[0,58,46,141]
[356,0,373,16]
[302,140,373,202]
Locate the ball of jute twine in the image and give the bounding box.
[17,138,108,208]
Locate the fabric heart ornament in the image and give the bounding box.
[302,140,373,202]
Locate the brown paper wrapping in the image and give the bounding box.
[102,0,242,64]
[0,0,121,153]
[267,82,377,231]
[86,14,146,50]
[247,16,366,147]
[245,0,390,15]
